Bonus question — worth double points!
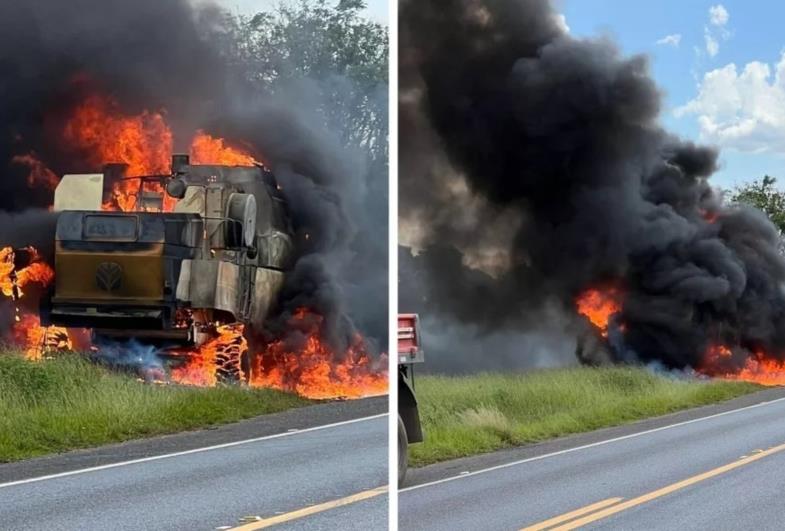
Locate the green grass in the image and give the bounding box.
[0,353,310,462]
[409,367,762,467]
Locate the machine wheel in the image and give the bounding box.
[398,415,409,487]
[43,328,71,353]
[214,334,248,384]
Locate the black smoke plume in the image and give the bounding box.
[0,0,386,355]
[399,0,785,371]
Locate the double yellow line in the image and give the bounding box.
[522,441,785,530]
[228,486,388,530]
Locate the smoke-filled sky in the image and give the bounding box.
[400,0,785,375]
[0,0,387,357]
[559,0,785,191]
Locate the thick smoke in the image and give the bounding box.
[0,0,387,354]
[399,0,785,371]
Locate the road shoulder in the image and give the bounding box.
[0,395,387,484]
[403,386,785,488]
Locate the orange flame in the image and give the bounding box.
[0,246,54,299]
[190,131,256,166]
[170,323,247,387]
[169,309,388,399]
[0,246,81,361]
[59,95,257,212]
[250,309,388,399]
[575,286,623,337]
[12,314,73,361]
[700,344,785,386]
[63,94,173,176]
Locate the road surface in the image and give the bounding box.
[0,399,388,530]
[400,388,785,530]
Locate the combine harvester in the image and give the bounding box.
[39,155,294,382]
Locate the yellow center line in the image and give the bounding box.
[521,497,624,531]
[543,441,785,530]
[228,486,388,530]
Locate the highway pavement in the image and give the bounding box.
[0,398,388,530]
[399,387,785,530]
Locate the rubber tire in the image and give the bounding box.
[214,336,246,384]
[398,415,409,487]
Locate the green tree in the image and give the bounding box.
[224,0,388,165]
[729,175,785,234]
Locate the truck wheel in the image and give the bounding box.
[398,415,408,487]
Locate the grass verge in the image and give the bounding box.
[0,353,310,462]
[409,366,761,467]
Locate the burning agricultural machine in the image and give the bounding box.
[38,155,294,382]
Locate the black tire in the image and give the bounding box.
[398,415,408,487]
[214,334,247,384]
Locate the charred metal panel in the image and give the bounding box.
[249,268,285,328]
[176,258,241,318]
[205,185,227,249]
[255,231,293,270]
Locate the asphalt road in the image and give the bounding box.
[400,388,785,530]
[0,400,388,530]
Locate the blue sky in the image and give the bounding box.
[558,0,785,190]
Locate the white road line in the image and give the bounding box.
[400,395,785,493]
[0,413,388,489]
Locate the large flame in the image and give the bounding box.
[59,95,256,212]
[169,308,388,399]
[0,246,81,360]
[250,309,388,399]
[575,286,623,337]
[700,344,785,386]
[63,94,173,176]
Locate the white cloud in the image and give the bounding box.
[656,34,682,47]
[704,5,731,57]
[705,32,719,57]
[676,54,785,153]
[553,13,570,34]
[709,4,729,26]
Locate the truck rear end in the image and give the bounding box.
[398,312,424,485]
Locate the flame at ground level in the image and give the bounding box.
[700,344,785,386]
[169,310,388,399]
[12,314,76,361]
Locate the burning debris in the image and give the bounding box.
[399,0,785,385]
[0,0,387,399]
